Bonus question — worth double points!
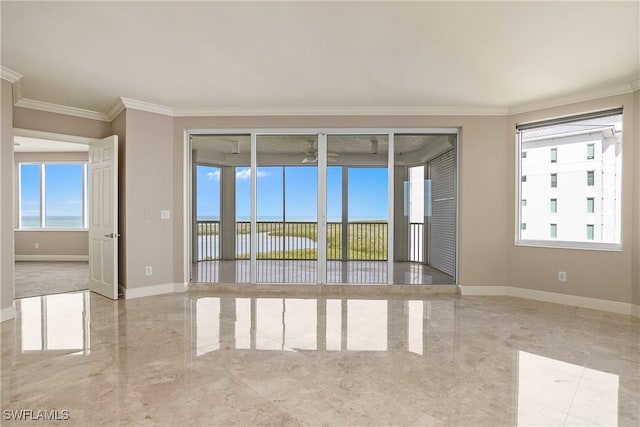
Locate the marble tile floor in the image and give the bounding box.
[14,262,89,299]
[192,260,454,285]
[1,289,638,426]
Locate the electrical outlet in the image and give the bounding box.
[34,242,39,249]
[558,271,567,282]
[145,266,153,276]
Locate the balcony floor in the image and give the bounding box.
[191,260,454,285]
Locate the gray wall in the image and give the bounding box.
[1,80,15,315]
[123,109,175,289]
[1,89,638,313]
[507,93,636,304]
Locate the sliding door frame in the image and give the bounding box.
[185,127,459,285]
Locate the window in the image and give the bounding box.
[521,199,527,207]
[517,108,622,248]
[18,163,88,229]
[587,225,594,240]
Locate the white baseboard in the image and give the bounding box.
[458,285,639,317]
[1,305,15,322]
[15,255,88,262]
[124,282,187,300]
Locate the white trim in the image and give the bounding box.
[1,306,16,322]
[6,81,638,125]
[13,128,97,145]
[174,105,508,117]
[124,282,186,300]
[516,240,623,252]
[1,66,23,83]
[508,82,636,115]
[119,97,174,117]
[14,255,88,262]
[458,285,639,317]
[14,98,110,122]
[106,98,126,122]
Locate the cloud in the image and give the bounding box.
[236,168,269,180]
[207,170,221,180]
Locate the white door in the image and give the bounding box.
[89,135,119,299]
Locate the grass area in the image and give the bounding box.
[202,221,388,260]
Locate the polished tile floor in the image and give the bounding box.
[192,260,454,285]
[1,290,638,426]
[14,262,89,298]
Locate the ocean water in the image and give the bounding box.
[21,216,84,228]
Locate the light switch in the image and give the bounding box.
[161,210,171,219]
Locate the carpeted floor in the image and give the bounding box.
[14,261,89,299]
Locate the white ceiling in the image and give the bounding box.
[2,1,639,116]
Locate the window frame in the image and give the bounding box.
[17,161,89,231]
[515,108,623,252]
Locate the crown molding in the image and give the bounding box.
[508,81,637,115]
[106,98,126,122]
[0,66,23,83]
[14,97,110,122]
[173,105,509,117]
[631,78,640,92]
[120,97,174,117]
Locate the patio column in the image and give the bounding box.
[393,165,408,261]
[220,166,236,260]
[341,167,348,261]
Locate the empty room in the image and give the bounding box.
[1,1,639,426]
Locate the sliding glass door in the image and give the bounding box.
[256,135,318,283]
[190,129,457,285]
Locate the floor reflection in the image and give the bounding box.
[190,296,456,355]
[3,291,637,426]
[517,351,619,427]
[17,291,90,355]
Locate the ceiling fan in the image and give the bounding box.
[301,140,338,163]
[302,151,338,164]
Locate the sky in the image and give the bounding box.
[20,164,84,222]
[196,165,388,221]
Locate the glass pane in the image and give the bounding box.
[45,164,83,228]
[519,112,622,245]
[191,134,251,283]
[256,134,318,283]
[327,135,388,284]
[20,164,41,228]
[195,165,221,261]
[327,166,342,261]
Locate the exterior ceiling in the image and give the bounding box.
[2,1,639,117]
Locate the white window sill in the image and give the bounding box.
[516,239,622,252]
[15,228,89,232]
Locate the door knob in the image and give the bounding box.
[104,233,121,238]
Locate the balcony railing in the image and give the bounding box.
[409,222,424,263]
[195,220,388,262]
